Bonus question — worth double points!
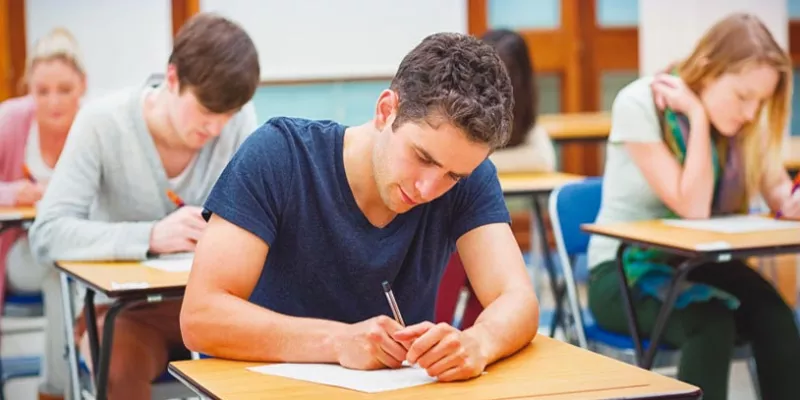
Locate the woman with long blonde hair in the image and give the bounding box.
[0,27,86,400]
[587,13,800,400]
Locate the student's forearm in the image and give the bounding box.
[463,287,539,364]
[181,291,349,363]
[29,215,154,263]
[677,111,714,218]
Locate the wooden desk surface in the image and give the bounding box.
[498,172,585,195]
[0,206,36,221]
[169,336,699,400]
[583,219,800,257]
[539,112,611,142]
[55,260,189,298]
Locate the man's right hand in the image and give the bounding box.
[335,315,408,370]
[14,180,45,206]
[148,206,207,254]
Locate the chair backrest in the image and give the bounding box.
[548,177,603,349]
[435,252,483,329]
[549,177,603,257]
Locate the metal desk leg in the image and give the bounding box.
[614,243,703,369]
[614,243,644,360]
[83,291,100,378]
[531,197,562,336]
[640,258,696,369]
[59,273,81,400]
[93,300,130,400]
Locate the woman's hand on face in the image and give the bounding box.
[651,74,706,123]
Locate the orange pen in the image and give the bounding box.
[166,189,185,208]
[21,164,36,183]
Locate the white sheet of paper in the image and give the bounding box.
[141,252,194,272]
[247,363,437,393]
[661,215,800,234]
[111,281,150,290]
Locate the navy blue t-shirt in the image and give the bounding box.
[203,117,510,325]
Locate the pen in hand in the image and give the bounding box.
[167,189,186,208]
[775,174,800,219]
[382,280,405,327]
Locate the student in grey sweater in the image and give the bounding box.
[28,13,260,400]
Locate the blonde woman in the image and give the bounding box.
[587,13,800,400]
[0,28,86,400]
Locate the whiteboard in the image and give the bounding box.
[26,0,172,101]
[200,0,467,81]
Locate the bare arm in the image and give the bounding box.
[760,150,795,213]
[625,110,712,219]
[180,214,349,362]
[458,222,539,364]
[622,75,713,219]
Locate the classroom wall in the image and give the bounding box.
[199,0,466,81]
[197,0,467,126]
[22,1,800,134]
[25,0,172,101]
[639,0,789,77]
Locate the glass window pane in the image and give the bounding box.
[596,0,639,27]
[600,71,638,110]
[790,0,800,20]
[538,73,562,114]
[488,0,560,30]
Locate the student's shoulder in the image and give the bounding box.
[609,76,662,142]
[246,116,344,150]
[0,95,35,118]
[447,158,500,200]
[612,76,657,114]
[72,87,140,128]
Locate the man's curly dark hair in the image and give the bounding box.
[390,32,514,151]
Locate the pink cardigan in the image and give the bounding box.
[0,96,37,301]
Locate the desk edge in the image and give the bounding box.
[54,261,188,299]
[168,363,220,400]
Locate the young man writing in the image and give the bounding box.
[180,32,539,381]
[29,13,260,399]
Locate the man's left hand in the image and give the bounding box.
[392,321,487,381]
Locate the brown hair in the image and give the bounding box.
[481,29,538,149]
[677,12,792,198]
[169,13,260,113]
[389,32,514,150]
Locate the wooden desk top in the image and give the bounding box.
[498,172,585,195]
[583,219,800,258]
[0,206,36,222]
[786,137,800,172]
[169,336,699,400]
[539,112,611,142]
[55,260,189,298]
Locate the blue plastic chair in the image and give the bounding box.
[1,291,44,400]
[548,178,759,389]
